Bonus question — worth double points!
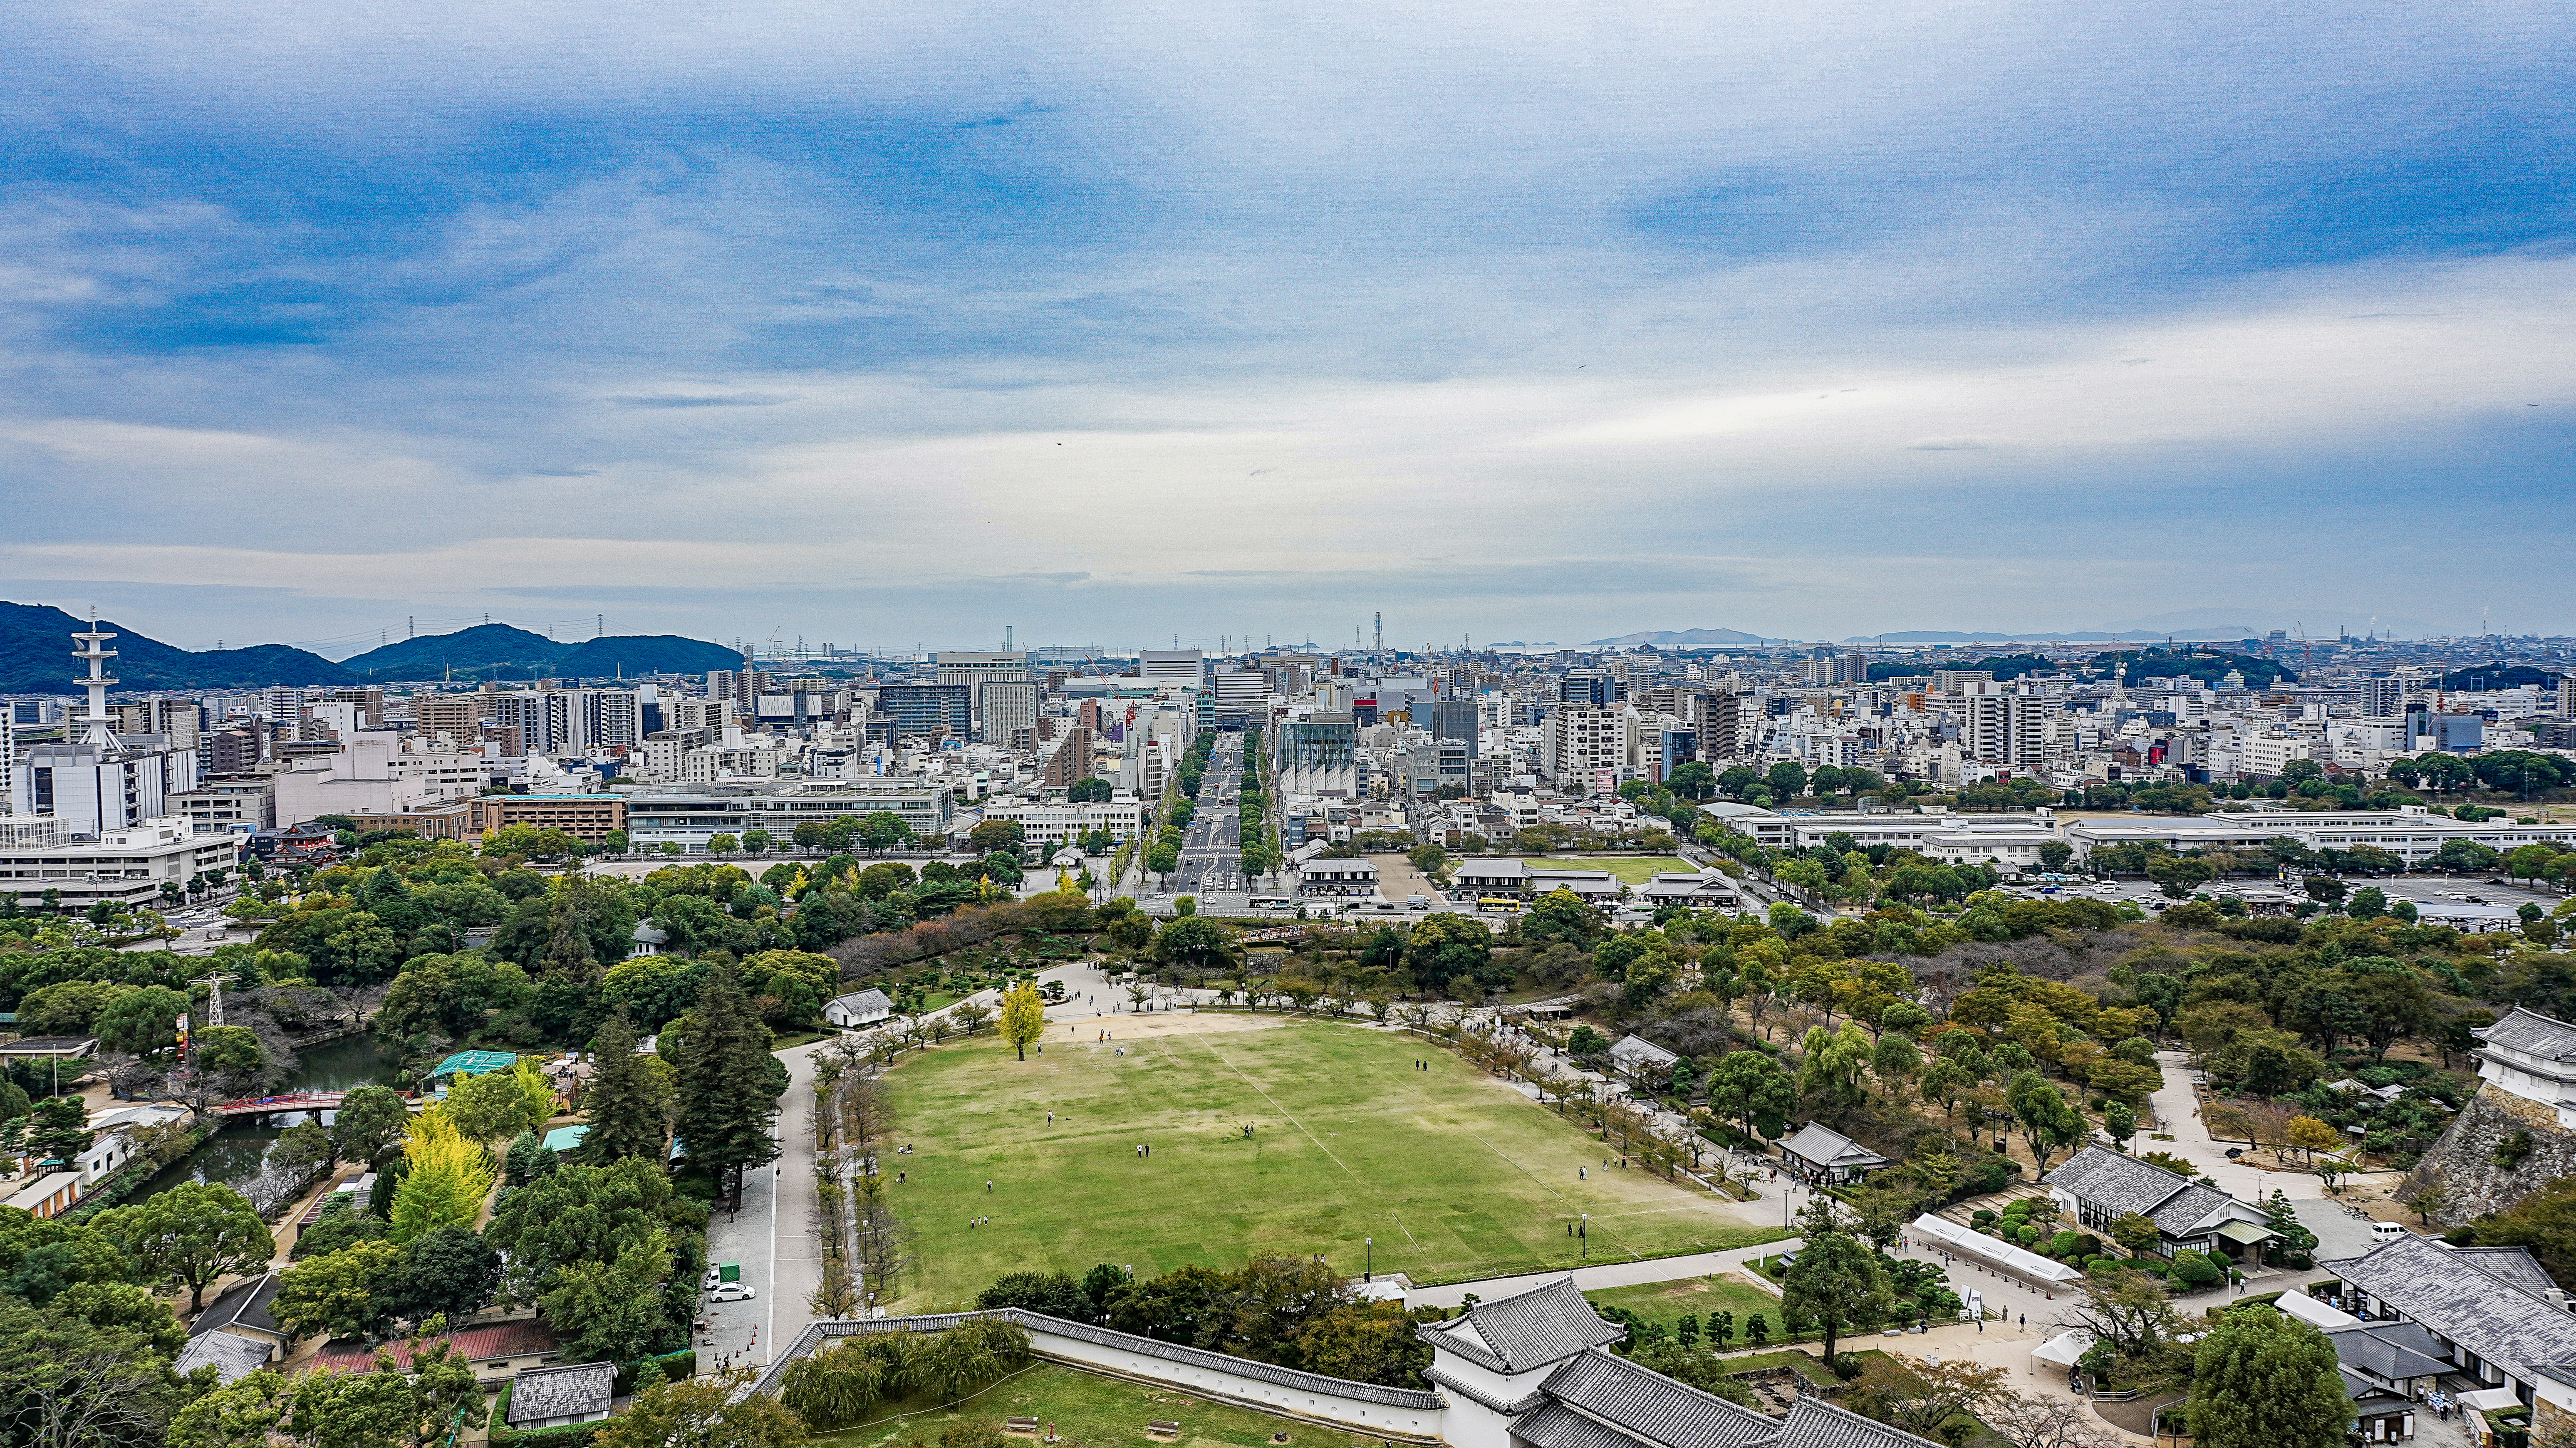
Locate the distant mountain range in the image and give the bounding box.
[0,602,357,693]
[1840,629,2220,644]
[333,624,743,682]
[1585,627,1775,647]
[0,604,744,693]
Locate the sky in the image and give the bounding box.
[1,1,2571,656]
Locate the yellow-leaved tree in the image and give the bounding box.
[391,1106,497,1243]
[998,983,1047,1062]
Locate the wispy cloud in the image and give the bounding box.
[0,0,2567,646]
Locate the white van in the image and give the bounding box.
[2370,1221,2408,1243]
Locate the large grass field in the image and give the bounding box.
[808,1362,1310,1448]
[1585,1273,1781,1336]
[1534,856,1698,884]
[876,1017,1787,1310]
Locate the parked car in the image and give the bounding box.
[708,1283,757,1302]
[2370,1221,2408,1243]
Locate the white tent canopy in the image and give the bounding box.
[1912,1213,2084,1286]
[2274,1290,2358,1331]
[2032,1330,2094,1367]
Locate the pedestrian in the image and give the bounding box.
[987,1179,994,1193]
[2019,1313,2025,1329]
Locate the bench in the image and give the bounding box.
[1006,1419,1040,1435]
[1147,1422,1182,1438]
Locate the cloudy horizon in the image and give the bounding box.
[3,1,2570,653]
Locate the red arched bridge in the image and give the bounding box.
[213,1091,419,1118]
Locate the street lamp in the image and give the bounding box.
[1365,1237,1374,1282]
[1579,1214,1589,1264]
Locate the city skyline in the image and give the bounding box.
[2,3,2570,646]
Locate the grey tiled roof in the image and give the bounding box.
[829,988,892,1014]
[2326,1325,2451,1385]
[1541,1349,1777,1448]
[2146,1183,2243,1236]
[2324,1234,2576,1385]
[508,1361,617,1424]
[751,1308,1443,1409]
[1612,1036,1680,1070]
[191,1272,283,1337]
[2475,1007,2576,1062]
[1432,1276,1627,1373]
[173,1330,272,1384]
[2454,1246,2559,1300]
[2044,1147,2190,1220]
[1517,1401,1663,1448]
[1775,1397,1947,1448]
[1780,1124,1889,1170]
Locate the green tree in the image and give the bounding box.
[1153,916,1236,972]
[26,1095,95,1166]
[332,1085,413,1167]
[2006,1071,2087,1173]
[969,819,1025,856]
[1779,1229,1891,1364]
[2186,1305,2348,1448]
[671,962,782,1205]
[275,1239,404,1341]
[578,1011,671,1166]
[1407,913,1494,989]
[94,1181,276,1314]
[541,1238,674,1365]
[1765,760,1808,800]
[0,1297,195,1448]
[1707,1049,1797,1142]
[1798,1021,1874,1118]
[445,1066,544,1144]
[1521,887,1604,946]
[594,1369,807,1448]
[94,985,190,1056]
[1295,1301,1435,1388]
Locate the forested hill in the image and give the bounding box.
[335,624,742,681]
[0,601,356,693]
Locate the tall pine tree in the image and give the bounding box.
[671,961,782,1204]
[580,1010,673,1167]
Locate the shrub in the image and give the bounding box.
[1830,1353,1865,1381]
[2049,1231,2080,1257]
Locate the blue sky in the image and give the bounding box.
[0,0,2570,654]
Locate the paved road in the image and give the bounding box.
[1177,733,1245,896]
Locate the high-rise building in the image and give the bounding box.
[873,685,973,742]
[1430,698,1479,758]
[1274,713,1357,797]
[1541,707,1627,787]
[329,687,388,728]
[978,681,1038,745]
[935,651,1032,740]
[1043,726,1095,789]
[115,698,202,753]
[2360,676,2405,718]
[1961,693,2055,766]
[1139,649,1205,685]
[1560,671,1615,707]
[413,693,486,745]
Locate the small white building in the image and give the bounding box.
[825,988,895,1030]
[2472,1007,2576,1129]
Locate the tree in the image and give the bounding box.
[2186,1305,2348,1448]
[446,1066,544,1144]
[2284,1114,2343,1164]
[595,1369,807,1448]
[1779,1230,1891,1364]
[1707,1050,1796,1142]
[1153,916,1236,972]
[1799,1021,1874,1118]
[94,985,189,1056]
[1066,777,1115,803]
[1848,1355,2009,1441]
[2063,1265,2180,1362]
[1295,1301,1435,1387]
[2110,1211,2162,1256]
[672,961,783,1205]
[977,1270,1095,1320]
[2103,1101,2139,1152]
[998,983,1047,1061]
[1983,1389,2124,1448]
[275,1240,404,1341]
[1766,760,1809,800]
[1522,887,1603,946]
[1407,913,1494,989]
[542,1238,675,1365]
[94,1181,276,1315]
[27,1095,95,1166]
[331,1084,412,1167]
[580,1010,673,1166]
[390,1107,497,1244]
[2006,1071,2087,1173]
[969,819,1025,856]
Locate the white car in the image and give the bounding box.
[708,1283,757,1302]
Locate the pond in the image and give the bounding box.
[128,1034,412,1203]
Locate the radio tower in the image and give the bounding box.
[72,609,119,745]
[1374,611,1383,670]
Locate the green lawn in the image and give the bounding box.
[1535,856,1698,885]
[875,1019,1788,1310]
[807,1362,1308,1448]
[1585,1273,1780,1335]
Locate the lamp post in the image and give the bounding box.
[1580,1213,1589,1264]
[1365,1237,1374,1282]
